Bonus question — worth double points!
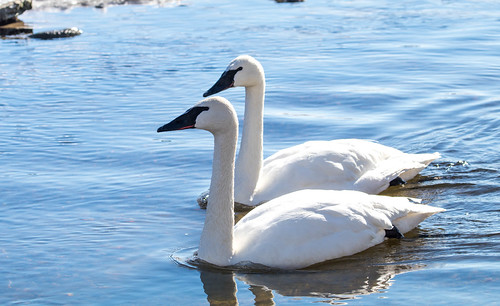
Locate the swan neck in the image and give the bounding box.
[234,79,265,203]
[198,129,237,266]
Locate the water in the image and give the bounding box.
[1,0,499,304]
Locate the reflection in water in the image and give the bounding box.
[200,269,238,305]
[248,285,274,306]
[199,269,276,306]
[236,249,427,304]
[237,264,423,303]
[197,261,424,305]
[184,178,448,305]
[181,165,449,305]
[176,165,450,305]
[196,237,433,305]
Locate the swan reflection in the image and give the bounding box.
[197,236,432,305]
[200,269,238,305]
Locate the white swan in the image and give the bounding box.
[157,96,444,269]
[201,55,440,207]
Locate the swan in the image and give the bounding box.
[157,96,444,269]
[200,55,440,207]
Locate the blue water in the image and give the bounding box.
[1,0,499,304]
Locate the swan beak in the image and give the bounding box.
[157,106,209,133]
[203,68,241,97]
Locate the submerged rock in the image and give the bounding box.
[275,0,304,3]
[0,0,32,25]
[1,25,82,39]
[28,27,83,39]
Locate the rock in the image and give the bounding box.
[28,27,83,39]
[0,1,82,40]
[0,0,32,25]
[0,19,32,36]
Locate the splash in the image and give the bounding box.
[170,247,282,273]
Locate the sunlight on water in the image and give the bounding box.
[1,0,499,304]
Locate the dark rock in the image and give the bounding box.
[28,27,83,39]
[0,0,32,25]
[275,0,304,3]
[0,19,32,36]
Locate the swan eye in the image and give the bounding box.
[189,106,210,117]
[157,106,209,132]
[236,67,243,71]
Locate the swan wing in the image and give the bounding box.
[232,189,444,269]
[249,139,438,205]
[354,152,441,194]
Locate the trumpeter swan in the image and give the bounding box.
[157,96,444,269]
[200,55,440,207]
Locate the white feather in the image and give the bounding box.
[160,97,445,269]
[202,55,440,206]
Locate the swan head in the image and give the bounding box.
[203,55,264,97]
[157,96,237,135]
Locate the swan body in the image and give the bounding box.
[157,97,444,269]
[202,55,440,206]
[232,189,442,269]
[252,139,439,205]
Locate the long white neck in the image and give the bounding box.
[198,129,237,266]
[234,77,265,204]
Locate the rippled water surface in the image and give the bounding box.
[1,0,499,304]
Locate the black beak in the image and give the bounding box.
[157,106,209,133]
[203,67,242,97]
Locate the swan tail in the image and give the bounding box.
[354,152,440,194]
[393,203,445,234]
[385,225,404,239]
[353,163,416,194]
[398,152,441,182]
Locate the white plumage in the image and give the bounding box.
[202,55,440,206]
[157,97,444,269]
[233,189,442,269]
[252,139,439,205]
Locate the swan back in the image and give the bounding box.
[249,139,440,205]
[232,189,444,269]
